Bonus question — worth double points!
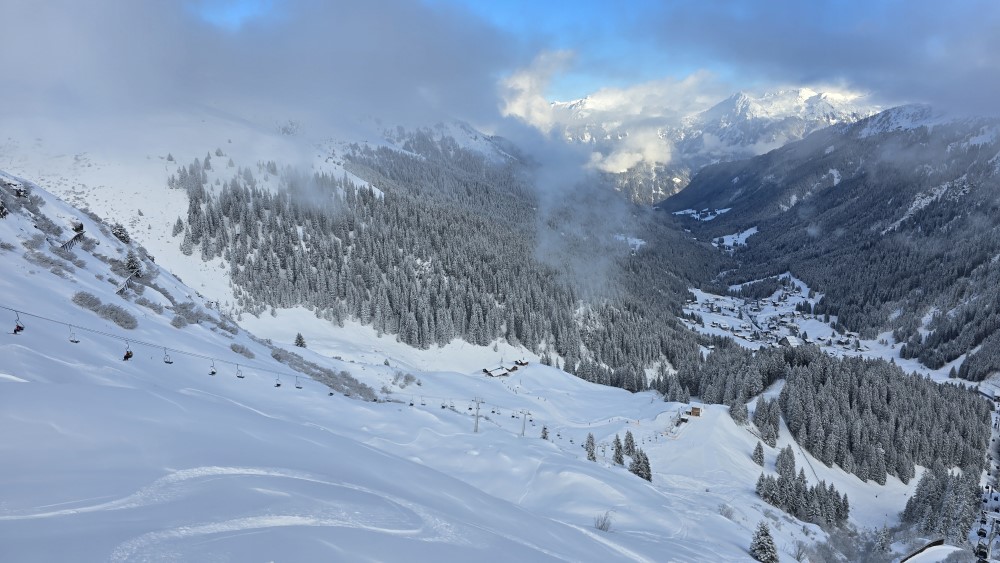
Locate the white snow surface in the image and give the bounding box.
[0,175,857,561]
[672,208,731,221]
[613,234,647,252]
[711,227,758,250]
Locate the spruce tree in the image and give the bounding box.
[124,251,143,278]
[294,332,306,348]
[749,521,778,563]
[585,433,596,462]
[111,222,130,244]
[613,435,624,465]
[624,430,636,457]
[730,399,749,424]
[752,441,765,466]
[628,449,652,481]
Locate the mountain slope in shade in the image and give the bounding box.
[663,105,1000,380]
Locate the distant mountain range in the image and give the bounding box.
[551,88,879,203]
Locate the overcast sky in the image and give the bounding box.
[1,0,998,130]
[446,0,1000,114]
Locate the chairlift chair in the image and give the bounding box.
[209,360,217,376]
[236,364,245,379]
[409,398,415,407]
[12,312,24,334]
[123,342,133,361]
[420,397,426,406]
[275,377,282,388]
[163,348,173,364]
[68,325,80,344]
[295,376,303,390]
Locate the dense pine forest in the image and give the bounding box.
[169,130,725,392]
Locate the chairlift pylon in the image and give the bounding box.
[68,325,80,344]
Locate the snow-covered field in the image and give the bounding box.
[672,207,731,221]
[710,227,758,250]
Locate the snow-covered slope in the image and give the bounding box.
[0,171,917,560]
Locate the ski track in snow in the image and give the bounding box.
[565,524,655,563]
[0,464,475,561]
[0,466,322,520]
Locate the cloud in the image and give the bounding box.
[589,127,671,173]
[641,0,1000,115]
[502,60,730,172]
[560,70,730,119]
[0,0,522,128]
[500,50,575,133]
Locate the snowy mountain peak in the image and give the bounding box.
[694,88,876,128]
[851,103,945,138]
[539,86,880,203]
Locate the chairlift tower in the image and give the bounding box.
[472,397,484,433]
[519,409,532,437]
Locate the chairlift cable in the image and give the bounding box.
[0,303,314,382]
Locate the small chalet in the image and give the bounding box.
[778,336,803,348]
[484,367,510,377]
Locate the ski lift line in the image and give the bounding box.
[0,303,308,381]
[393,391,535,419]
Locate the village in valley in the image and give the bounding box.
[681,275,868,351]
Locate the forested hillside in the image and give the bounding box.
[665,107,1000,380]
[169,129,725,392]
